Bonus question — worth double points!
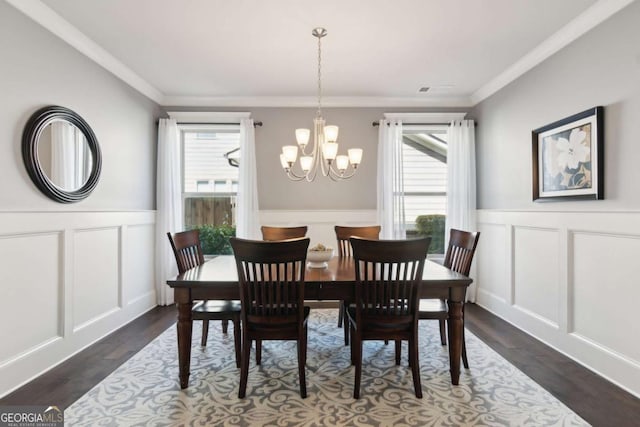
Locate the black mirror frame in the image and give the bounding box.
[22,105,102,203]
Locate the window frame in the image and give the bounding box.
[179,123,240,195]
[402,125,448,199]
[179,124,241,227]
[402,124,448,259]
[402,124,448,202]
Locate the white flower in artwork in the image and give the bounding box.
[543,138,561,178]
[556,128,590,170]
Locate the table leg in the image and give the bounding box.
[175,288,193,389]
[447,292,465,385]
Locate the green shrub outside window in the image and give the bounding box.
[415,214,445,254]
[189,224,236,255]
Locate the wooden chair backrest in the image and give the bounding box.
[335,225,381,257]
[167,230,205,274]
[261,226,308,241]
[444,229,480,276]
[230,237,310,323]
[350,237,431,319]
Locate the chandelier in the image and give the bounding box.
[280,28,363,181]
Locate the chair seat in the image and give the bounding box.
[192,300,241,319]
[418,298,448,319]
[248,306,311,328]
[347,306,413,329]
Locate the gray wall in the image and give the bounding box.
[164,107,468,210]
[255,107,382,210]
[0,2,161,211]
[470,1,640,210]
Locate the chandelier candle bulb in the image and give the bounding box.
[322,142,339,160]
[282,145,298,164]
[280,154,289,169]
[296,128,310,146]
[300,156,314,172]
[336,155,349,171]
[324,125,339,143]
[348,148,363,166]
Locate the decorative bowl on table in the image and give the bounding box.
[307,244,334,268]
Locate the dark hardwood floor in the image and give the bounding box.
[0,306,177,410]
[1,304,638,426]
[464,304,640,427]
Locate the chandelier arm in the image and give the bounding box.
[327,172,341,182]
[284,169,309,181]
[299,144,314,157]
[305,159,319,182]
[326,163,357,180]
[319,157,331,177]
[334,167,358,180]
[306,141,321,180]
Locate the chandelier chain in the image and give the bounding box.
[317,34,322,117]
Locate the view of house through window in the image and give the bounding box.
[180,125,446,255]
[181,127,239,254]
[402,127,448,255]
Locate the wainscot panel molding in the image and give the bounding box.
[476,209,640,398]
[259,210,378,248]
[0,211,157,398]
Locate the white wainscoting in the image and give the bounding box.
[0,211,156,398]
[259,209,378,247]
[476,209,640,398]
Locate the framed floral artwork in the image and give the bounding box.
[532,106,604,201]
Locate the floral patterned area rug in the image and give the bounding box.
[65,309,587,426]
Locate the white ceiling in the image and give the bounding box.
[10,0,634,106]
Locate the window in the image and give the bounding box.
[196,180,212,192]
[213,180,228,192]
[402,126,448,255]
[181,126,240,254]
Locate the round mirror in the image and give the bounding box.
[22,106,102,203]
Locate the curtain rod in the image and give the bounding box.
[372,121,477,127]
[372,121,450,127]
[176,121,262,127]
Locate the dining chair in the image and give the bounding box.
[167,230,241,368]
[334,225,381,345]
[346,236,431,399]
[230,237,311,398]
[418,228,480,369]
[261,225,308,241]
[256,225,307,360]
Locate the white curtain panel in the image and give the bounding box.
[446,119,478,301]
[376,119,406,239]
[155,118,182,306]
[236,118,260,239]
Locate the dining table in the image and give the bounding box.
[167,255,473,389]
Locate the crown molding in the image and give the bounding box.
[471,0,636,105]
[162,95,474,108]
[166,111,251,123]
[6,0,164,104]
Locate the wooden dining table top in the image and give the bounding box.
[167,255,472,292]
